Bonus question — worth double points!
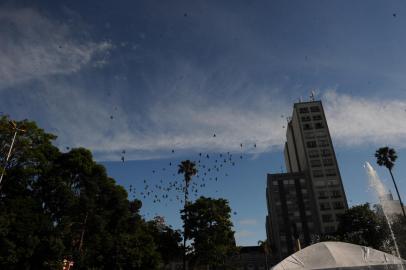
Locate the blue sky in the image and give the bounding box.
[1,0,406,245]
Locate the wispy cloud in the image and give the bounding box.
[2,8,406,161]
[0,7,112,89]
[238,219,258,226]
[235,230,256,238]
[323,90,406,147]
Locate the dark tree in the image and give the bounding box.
[336,204,390,251]
[177,160,197,270]
[147,217,183,266]
[182,196,237,270]
[375,147,405,218]
[0,116,162,269]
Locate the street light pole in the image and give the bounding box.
[0,121,26,190]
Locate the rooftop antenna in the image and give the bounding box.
[310,90,316,101]
[298,97,302,103]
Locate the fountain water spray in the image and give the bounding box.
[364,162,401,259]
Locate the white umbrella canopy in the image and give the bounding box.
[272,242,405,270]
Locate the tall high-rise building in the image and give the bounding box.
[266,100,348,262]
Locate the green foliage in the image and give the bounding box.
[147,218,183,265]
[177,160,197,185]
[182,196,237,269]
[337,204,390,250]
[313,204,406,257]
[375,147,397,171]
[0,116,181,269]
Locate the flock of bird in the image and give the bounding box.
[120,138,259,216]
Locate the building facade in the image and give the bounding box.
[227,246,268,270]
[266,172,320,260]
[266,100,348,262]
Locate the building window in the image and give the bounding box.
[310,159,322,167]
[301,116,311,122]
[313,115,322,121]
[313,170,324,177]
[320,203,331,211]
[307,141,317,148]
[322,214,333,222]
[308,149,319,158]
[305,135,315,140]
[318,191,328,199]
[331,190,341,198]
[328,180,339,187]
[326,169,337,176]
[303,123,313,130]
[318,139,329,147]
[273,181,278,185]
[310,106,320,112]
[300,178,306,184]
[314,181,325,187]
[315,122,324,129]
[333,201,345,209]
[299,107,309,113]
[321,149,331,157]
[323,158,334,166]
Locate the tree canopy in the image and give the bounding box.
[182,196,237,269]
[0,116,182,269]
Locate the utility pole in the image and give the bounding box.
[0,121,26,189]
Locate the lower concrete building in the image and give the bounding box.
[227,246,268,270]
[378,193,406,217]
[266,172,321,261]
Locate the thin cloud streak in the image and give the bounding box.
[323,90,406,148]
[8,84,406,162]
[235,230,256,238]
[0,7,112,89]
[238,219,258,226]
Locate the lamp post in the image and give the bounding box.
[0,121,26,189]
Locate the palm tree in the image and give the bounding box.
[258,240,270,270]
[178,160,197,270]
[375,147,406,218]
